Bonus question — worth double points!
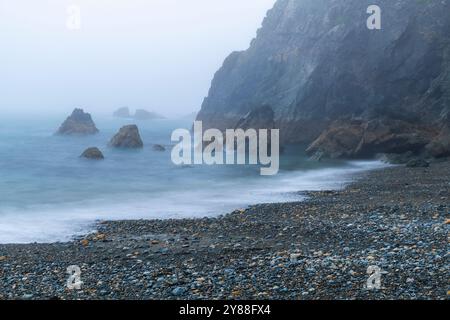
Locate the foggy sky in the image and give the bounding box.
[0,0,275,117]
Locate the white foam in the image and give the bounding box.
[0,160,388,244]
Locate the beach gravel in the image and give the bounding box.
[0,161,448,300]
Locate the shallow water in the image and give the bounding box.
[0,114,388,243]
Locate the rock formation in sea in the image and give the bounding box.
[109,125,144,148]
[196,0,450,159]
[80,147,104,160]
[113,107,165,120]
[57,108,99,135]
[113,107,131,118]
[134,109,165,120]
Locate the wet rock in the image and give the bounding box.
[57,108,99,135]
[109,125,144,148]
[171,287,186,296]
[406,159,430,168]
[306,119,432,159]
[80,147,104,160]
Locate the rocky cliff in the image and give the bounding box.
[197,0,450,158]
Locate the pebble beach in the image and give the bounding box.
[0,161,448,300]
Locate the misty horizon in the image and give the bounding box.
[0,0,276,118]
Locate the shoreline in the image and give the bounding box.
[0,159,388,244]
[0,161,448,300]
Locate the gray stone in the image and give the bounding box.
[80,147,104,160]
[109,125,144,148]
[57,108,99,135]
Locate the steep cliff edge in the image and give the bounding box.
[197,0,450,158]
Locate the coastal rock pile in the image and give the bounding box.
[57,108,99,135]
[109,125,144,148]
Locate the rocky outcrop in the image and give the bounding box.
[134,109,165,120]
[57,108,99,135]
[80,147,104,160]
[113,107,131,118]
[425,115,450,157]
[197,0,450,159]
[306,119,436,159]
[109,125,144,148]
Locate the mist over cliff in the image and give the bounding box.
[197,0,450,158]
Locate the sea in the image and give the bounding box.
[0,114,388,243]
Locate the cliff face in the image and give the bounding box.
[197,0,450,158]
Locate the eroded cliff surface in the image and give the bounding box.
[197,0,450,158]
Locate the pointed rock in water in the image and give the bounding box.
[113,107,131,118]
[109,125,144,148]
[80,147,104,160]
[152,144,166,152]
[57,108,99,135]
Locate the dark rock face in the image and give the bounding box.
[57,108,99,135]
[109,125,144,148]
[306,119,435,159]
[80,147,104,160]
[113,107,131,118]
[197,0,450,158]
[235,105,275,130]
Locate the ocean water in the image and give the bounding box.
[0,115,388,243]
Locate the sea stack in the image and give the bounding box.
[57,108,99,135]
[109,125,144,148]
[113,107,131,118]
[80,147,104,160]
[134,109,165,120]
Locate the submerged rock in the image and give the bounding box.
[152,144,166,152]
[109,125,143,148]
[57,108,99,135]
[80,147,104,160]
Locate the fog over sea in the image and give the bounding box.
[0,115,388,243]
